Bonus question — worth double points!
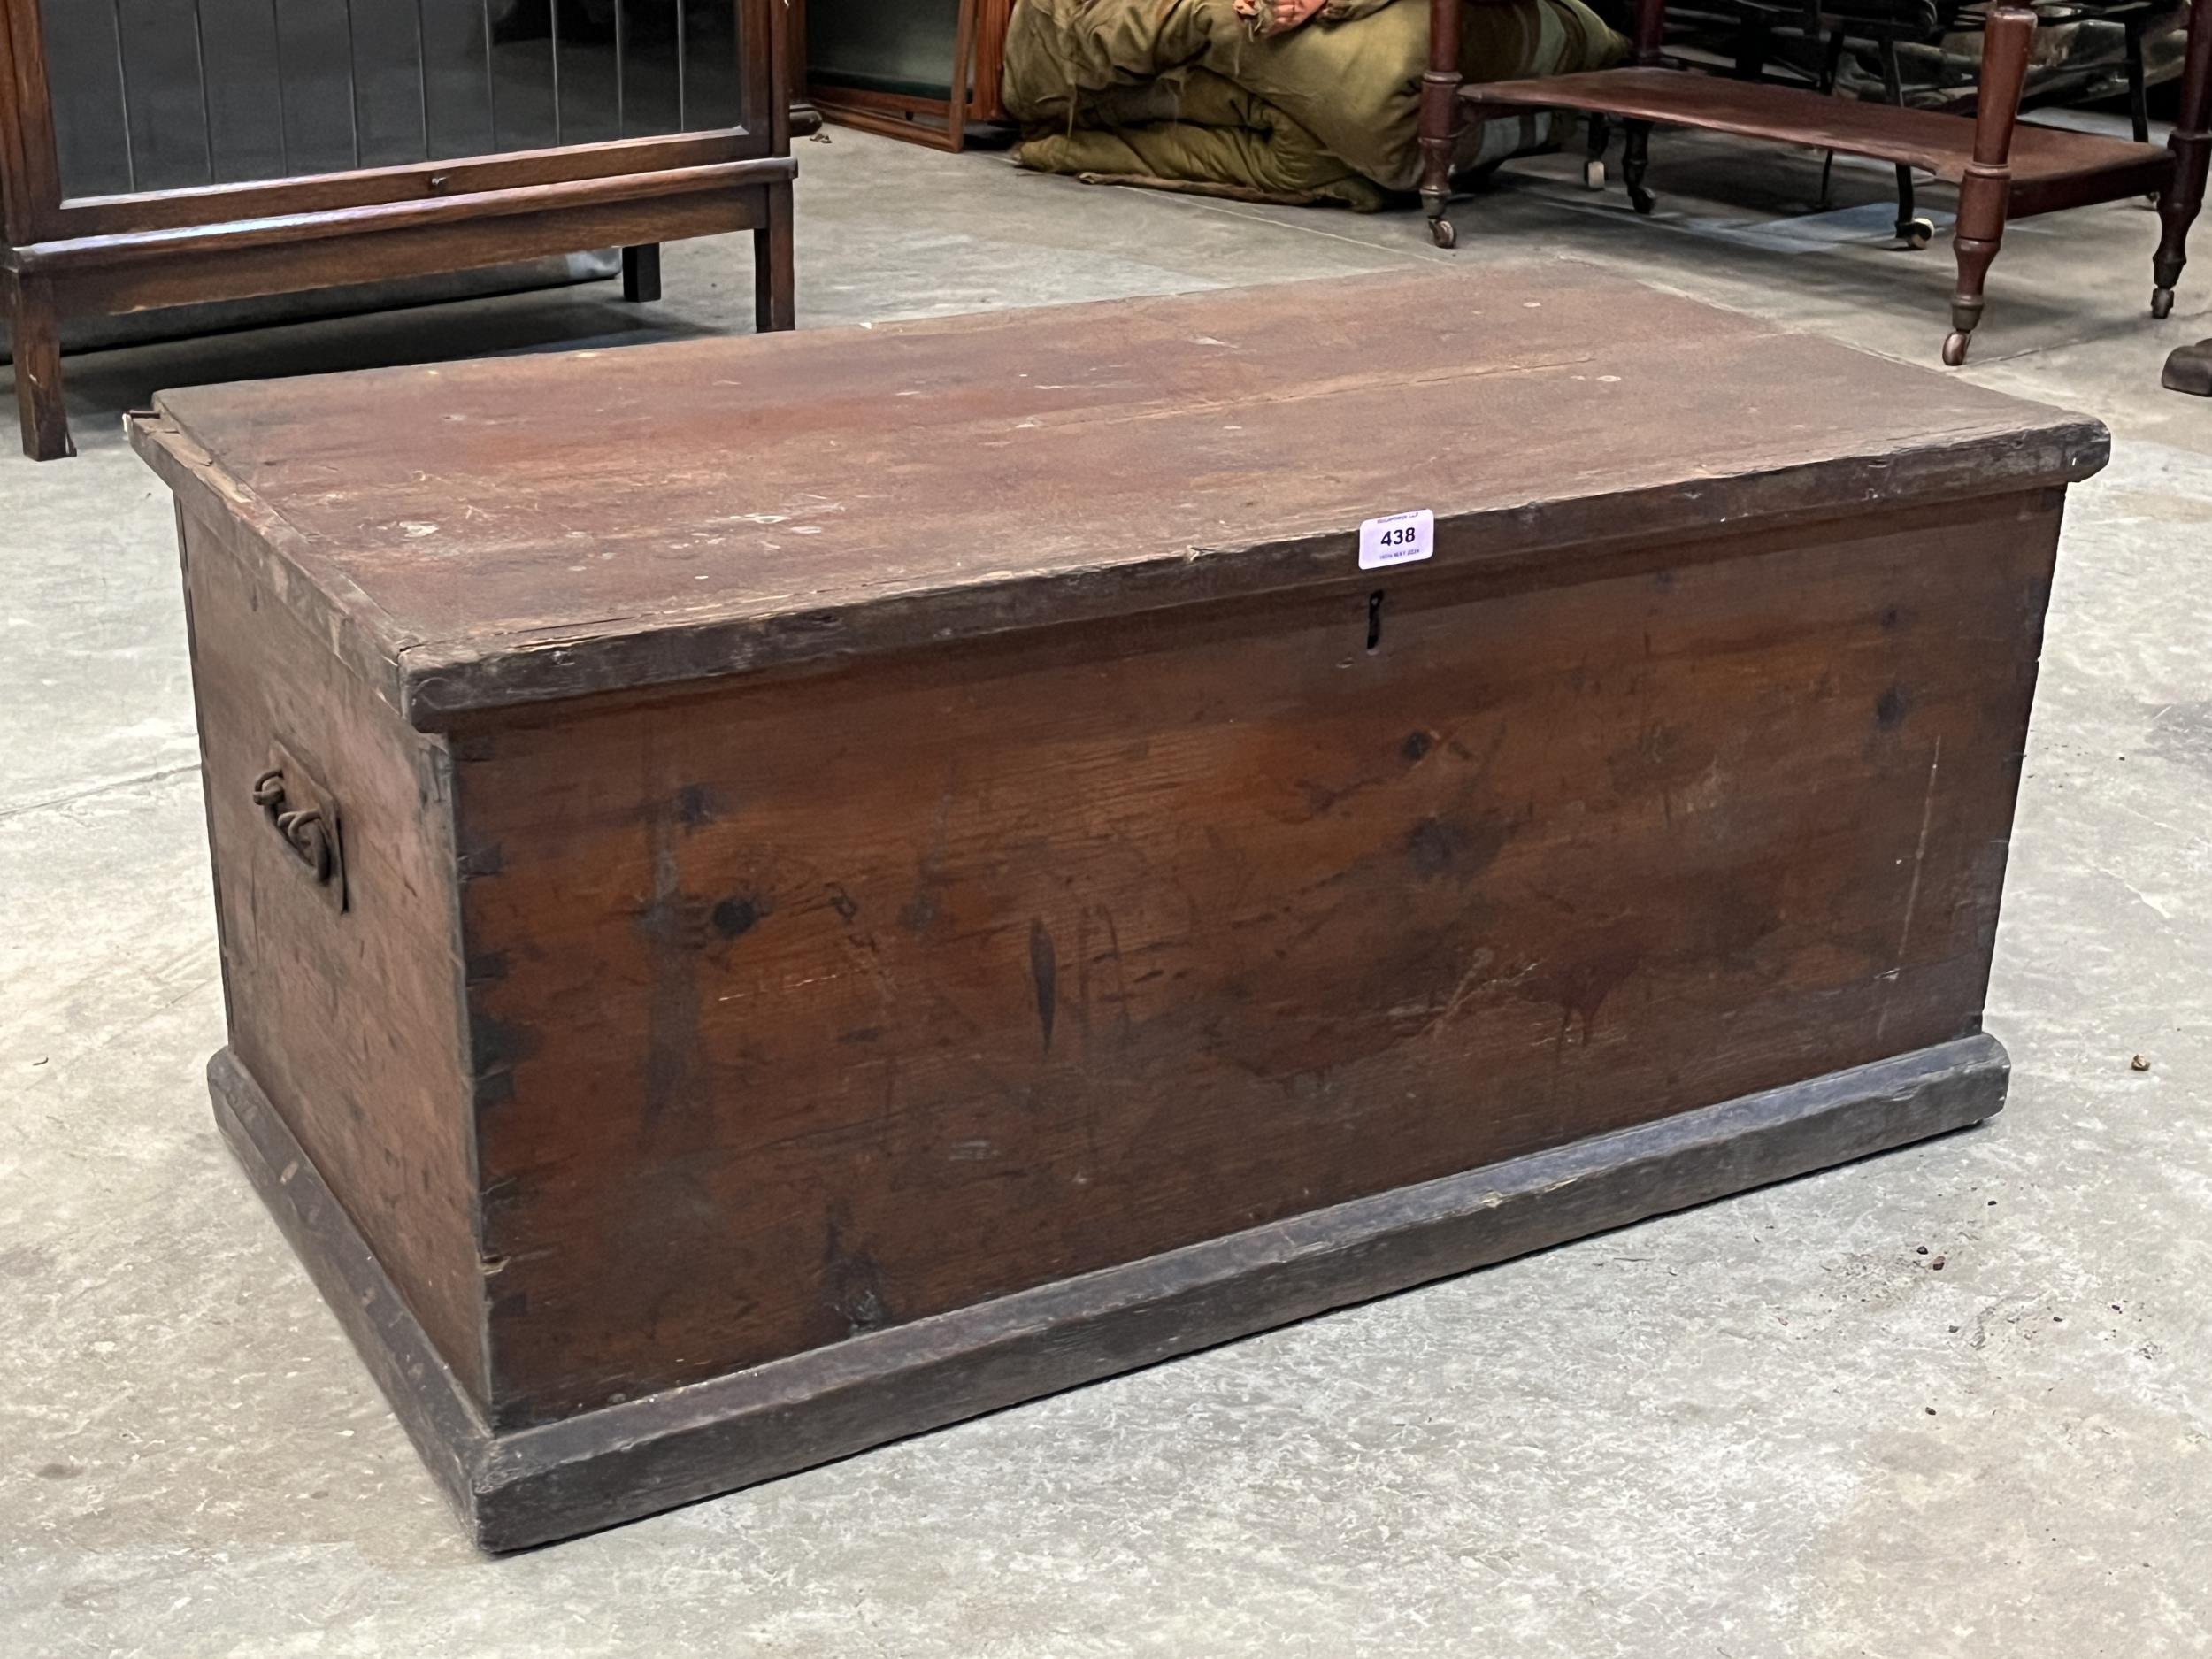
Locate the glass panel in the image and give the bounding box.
[805,0,958,101]
[36,0,752,200]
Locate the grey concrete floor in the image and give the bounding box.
[4,124,2209,1656]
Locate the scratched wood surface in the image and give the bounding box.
[180,505,488,1402]
[453,491,2059,1427]
[133,265,2106,724]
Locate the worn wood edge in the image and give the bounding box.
[8,157,799,275]
[210,1033,2006,1552]
[131,414,420,714]
[390,423,2108,726]
[2163,338,2212,396]
[209,1048,492,1525]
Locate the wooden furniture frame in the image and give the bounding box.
[132,265,2103,1549]
[795,0,1012,151]
[1420,0,2212,364]
[0,0,797,462]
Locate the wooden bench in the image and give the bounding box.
[1420,0,2212,364]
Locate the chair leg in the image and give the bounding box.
[1944,6,2034,365]
[755,184,796,334]
[1420,0,1465,246]
[2152,0,2211,318]
[622,244,663,303]
[1879,36,1931,248]
[1732,13,1769,81]
[2125,14,2150,145]
[1623,119,1655,214]
[5,274,74,463]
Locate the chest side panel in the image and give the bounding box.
[457,495,2058,1426]
[182,513,488,1403]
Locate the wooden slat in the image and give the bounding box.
[10,155,795,271]
[211,1032,2010,1551]
[1463,67,2176,207]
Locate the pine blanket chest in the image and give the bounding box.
[133,266,2106,1550]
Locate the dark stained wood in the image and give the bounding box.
[53,186,778,322]
[621,244,664,305]
[130,267,2107,726]
[211,1050,484,1527]
[35,132,772,240]
[0,0,61,246]
[2154,0,2212,317]
[179,503,488,1402]
[145,269,2098,1548]
[1431,0,2212,355]
[800,0,1013,152]
[0,0,795,461]
[10,159,795,275]
[755,173,796,333]
[211,1030,2011,1553]
[1945,8,2037,368]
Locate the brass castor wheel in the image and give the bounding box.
[1430,215,1457,249]
[2152,284,2176,319]
[1942,330,1970,367]
[1628,184,1655,216]
[1899,216,1935,250]
[1584,157,1606,189]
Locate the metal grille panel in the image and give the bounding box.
[42,0,748,197]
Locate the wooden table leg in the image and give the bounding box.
[755,183,795,334]
[1944,5,2035,367]
[946,0,979,155]
[622,245,663,303]
[2166,337,2212,394]
[1420,0,1465,246]
[2151,0,2210,318]
[5,273,74,463]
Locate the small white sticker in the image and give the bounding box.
[1358,509,1434,571]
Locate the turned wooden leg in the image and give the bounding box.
[1623,119,1655,214]
[622,244,663,303]
[1944,6,2034,366]
[2151,0,2210,319]
[755,184,796,334]
[5,273,74,463]
[1419,0,1464,247]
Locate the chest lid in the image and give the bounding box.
[131,264,2106,730]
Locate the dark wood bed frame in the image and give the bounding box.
[1420,0,2212,365]
[0,0,796,462]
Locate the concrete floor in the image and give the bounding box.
[4,124,2209,1656]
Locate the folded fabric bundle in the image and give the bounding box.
[1003,0,1626,209]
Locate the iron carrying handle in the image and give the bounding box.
[250,767,336,886]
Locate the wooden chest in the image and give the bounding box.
[134,267,2104,1551]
